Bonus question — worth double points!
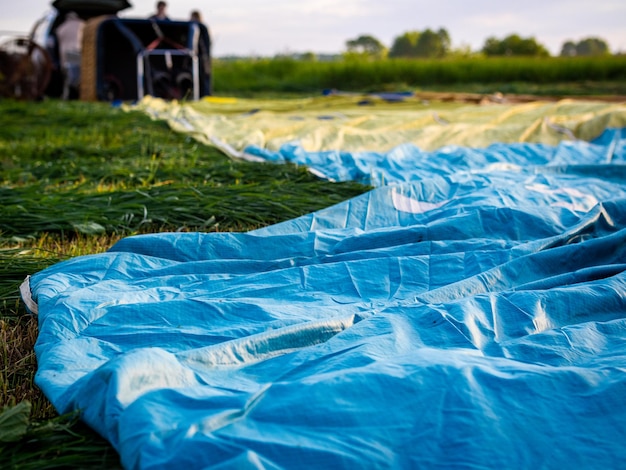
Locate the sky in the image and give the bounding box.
[1,0,625,57]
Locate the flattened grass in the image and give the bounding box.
[0,98,369,467]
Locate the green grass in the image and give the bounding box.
[0,100,368,237]
[212,56,626,95]
[0,402,122,469]
[0,98,369,468]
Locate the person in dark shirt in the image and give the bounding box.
[190,10,203,23]
[188,9,212,95]
[149,1,170,20]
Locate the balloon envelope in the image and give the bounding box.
[51,0,132,14]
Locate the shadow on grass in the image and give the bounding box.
[0,401,121,469]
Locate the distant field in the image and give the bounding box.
[212,56,626,96]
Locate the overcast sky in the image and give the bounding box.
[1,0,625,57]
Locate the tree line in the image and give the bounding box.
[344,29,614,59]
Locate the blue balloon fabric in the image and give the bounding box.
[244,127,626,186]
[23,128,626,469]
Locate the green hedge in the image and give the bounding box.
[212,56,626,93]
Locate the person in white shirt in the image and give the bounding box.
[55,12,84,99]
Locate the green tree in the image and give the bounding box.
[560,37,610,56]
[389,28,451,58]
[560,41,577,57]
[300,52,317,61]
[576,37,610,56]
[389,31,420,58]
[482,34,550,57]
[345,35,387,59]
[415,28,451,58]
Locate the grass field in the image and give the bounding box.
[212,56,626,96]
[0,99,368,467]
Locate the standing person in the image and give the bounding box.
[188,9,212,95]
[55,11,84,99]
[150,1,170,20]
[190,10,203,23]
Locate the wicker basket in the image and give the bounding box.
[80,15,112,101]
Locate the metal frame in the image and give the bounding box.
[136,48,199,100]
